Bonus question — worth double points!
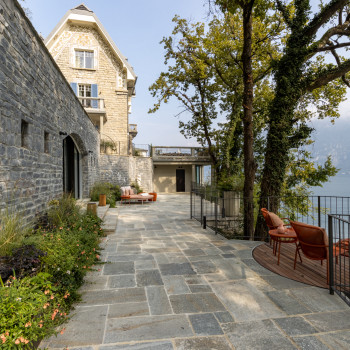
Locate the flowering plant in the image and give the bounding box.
[0,272,67,349]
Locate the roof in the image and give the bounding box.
[73,4,92,12]
[45,4,136,82]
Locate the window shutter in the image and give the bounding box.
[91,84,98,108]
[70,82,78,95]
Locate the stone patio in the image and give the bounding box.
[40,194,350,350]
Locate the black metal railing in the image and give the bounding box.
[328,214,350,306]
[191,182,350,240]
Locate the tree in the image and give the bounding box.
[256,0,350,238]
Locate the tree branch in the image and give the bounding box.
[305,59,350,91]
[329,45,350,87]
[275,0,292,28]
[315,40,350,52]
[303,0,348,39]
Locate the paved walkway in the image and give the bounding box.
[41,194,350,350]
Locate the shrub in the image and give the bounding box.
[0,272,67,349]
[90,182,120,207]
[0,194,105,346]
[130,181,143,194]
[0,208,31,257]
[0,245,45,282]
[47,194,80,228]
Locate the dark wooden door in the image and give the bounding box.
[176,169,185,192]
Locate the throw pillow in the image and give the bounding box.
[269,212,284,228]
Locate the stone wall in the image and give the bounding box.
[99,155,154,192]
[0,0,100,219]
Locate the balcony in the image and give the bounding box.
[151,146,211,164]
[79,97,106,115]
[129,124,138,138]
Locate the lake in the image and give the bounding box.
[311,173,350,197]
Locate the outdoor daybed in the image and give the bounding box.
[120,186,154,205]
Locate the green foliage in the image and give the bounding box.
[0,195,104,347]
[259,0,350,215]
[217,174,244,192]
[0,208,31,257]
[90,182,121,207]
[130,182,143,194]
[0,272,67,349]
[47,194,80,228]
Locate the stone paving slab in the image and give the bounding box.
[174,336,233,350]
[104,315,193,343]
[41,194,350,350]
[41,306,108,348]
[108,302,149,319]
[224,319,297,349]
[188,313,224,335]
[211,280,285,322]
[81,288,146,305]
[136,270,163,287]
[146,286,172,315]
[170,293,226,314]
[99,341,174,350]
[318,330,350,349]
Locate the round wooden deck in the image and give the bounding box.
[253,242,329,288]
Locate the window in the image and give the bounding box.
[78,84,92,107]
[21,120,29,148]
[75,50,94,69]
[44,132,50,153]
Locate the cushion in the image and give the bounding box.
[140,193,149,196]
[276,224,287,234]
[269,212,284,227]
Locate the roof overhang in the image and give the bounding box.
[45,4,137,84]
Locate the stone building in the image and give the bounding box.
[0,0,100,218]
[45,4,137,156]
[45,4,156,192]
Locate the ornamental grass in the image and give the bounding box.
[0,195,105,349]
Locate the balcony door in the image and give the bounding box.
[176,169,185,192]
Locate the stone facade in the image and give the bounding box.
[45,6,136,156]
[0,0,100,219]
[99,155,154,192]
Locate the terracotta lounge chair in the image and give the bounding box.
[120,186,154,205]
[290,221,344,284]
[261,208,301,265]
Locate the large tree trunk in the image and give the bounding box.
[254,36,304,239]
[242,4,256,240]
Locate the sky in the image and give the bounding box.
[23,0,350,149]
[23,0,210,147]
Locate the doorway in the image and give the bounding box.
[63,136,80,199]
[176,169,185,192]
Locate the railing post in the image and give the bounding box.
[318,196,321,227]
[203,215,207,229]
[222,191,226,218]
[215,193,218,235]
[328,214,334,295]
[190,182,193,219]
[200,191,203,226]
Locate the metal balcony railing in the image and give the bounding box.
[79,97,105,110]
[151,146,211,162]
[129,124,138,133]
[328,214,350,306]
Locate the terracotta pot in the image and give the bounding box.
[99,194,106,206]
[149,192,157,202]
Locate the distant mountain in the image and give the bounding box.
[308,118,350,174]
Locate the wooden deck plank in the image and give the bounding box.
[253,243,349,290]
